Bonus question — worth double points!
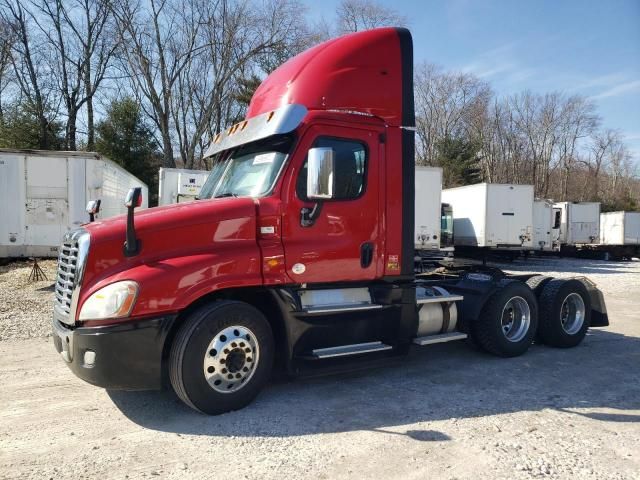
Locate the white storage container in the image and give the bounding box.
[414,167,443,250]
[600,211,640,245]
[441,183,534,249]
[158,168,209,205]
[552,202,600,246]
[0,149,148,257]
[532,200,554,251]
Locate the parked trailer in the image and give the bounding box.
[441,183,534,252]
[0,149,148,258]
[585,211,640,260]
[552,202,600,249]
[415,166,442,251]
[532,200,555,252]
[158,167,209,205]
[51,28,608,415]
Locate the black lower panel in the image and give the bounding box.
[52,315,176,390]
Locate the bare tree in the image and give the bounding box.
[414,62,491,167]
[0,17,15,119]
[112,0,206,168]
[336,0,407,33]
[0,0,55,148]
[28,0,116,150]
[587,129,620,200]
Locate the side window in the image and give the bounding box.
[296,137,367,201]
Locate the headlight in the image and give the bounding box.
[78,281,139,321]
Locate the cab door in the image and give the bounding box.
[280,124,383,283]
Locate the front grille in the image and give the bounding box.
[54,240,79,316]
[53,229,89,325]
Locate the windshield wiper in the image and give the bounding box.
[214,192,238,198]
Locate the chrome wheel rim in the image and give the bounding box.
[203,325,259,394]
[501,296,531,342]
[560,293,585,335]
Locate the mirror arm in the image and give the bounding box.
[300,201,323,228]
[123,188,142,257]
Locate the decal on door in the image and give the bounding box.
[386,254,399,271]
[292,263,306,275]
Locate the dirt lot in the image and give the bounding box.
[1,257,639,479]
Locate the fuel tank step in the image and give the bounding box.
[303,303,384,315]
[416,294,464,304]
[311,341,392,359]
[413,332,468,346]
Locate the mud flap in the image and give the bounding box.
[577,277,609,327]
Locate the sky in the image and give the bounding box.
[304,0,640,163]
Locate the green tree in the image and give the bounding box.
[234,75,263,109]
[435,136,482,187]
[96,97,161,206]
[0,101,63,149]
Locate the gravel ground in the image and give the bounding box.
[0,257,639,479]
[0,259,57,341]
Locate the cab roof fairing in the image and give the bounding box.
[247,27,413,129]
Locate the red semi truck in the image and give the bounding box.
[52,28,608,415]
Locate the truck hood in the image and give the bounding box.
[82,197,258,281]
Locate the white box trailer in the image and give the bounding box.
[552,202,600,246]
[158,167,209,205]
[532,199,554,251]
[441,183,534,250]
[600,211,640,245]
[414,166,442,251]
[0,149,148,258]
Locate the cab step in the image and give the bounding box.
[311,341,392,359]
[413,332,468,346]
[303,303,384,315]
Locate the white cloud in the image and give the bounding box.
[460,43,535,85]
[590,80,640,100]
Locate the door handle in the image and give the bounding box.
[360,242,374,268]
[300,202,323,227]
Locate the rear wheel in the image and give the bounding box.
[473,279,538,357]
[525,275,552,297]
[538,279,591,348]
[169,300,274,414]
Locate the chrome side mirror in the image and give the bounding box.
[124,187,143,208]
[86,199,101,222]
[307,147,335,200]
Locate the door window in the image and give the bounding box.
[296,137,367,201]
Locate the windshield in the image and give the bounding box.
[199,135,294,199]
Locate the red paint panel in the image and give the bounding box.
[77,198,261,323]
[279,117,385,283]
[248,28,404,127]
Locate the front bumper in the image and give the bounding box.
[52,315,177,390]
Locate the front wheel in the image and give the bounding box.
[473,279,539,357]
[169,300,274,415]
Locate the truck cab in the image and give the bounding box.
[52,28,609,415]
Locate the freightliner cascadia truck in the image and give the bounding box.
[52,28,609,415]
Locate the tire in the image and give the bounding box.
[525,275,552,297]
[473,279,538,357]
[169,300,274,415]
[538,279,591,348]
